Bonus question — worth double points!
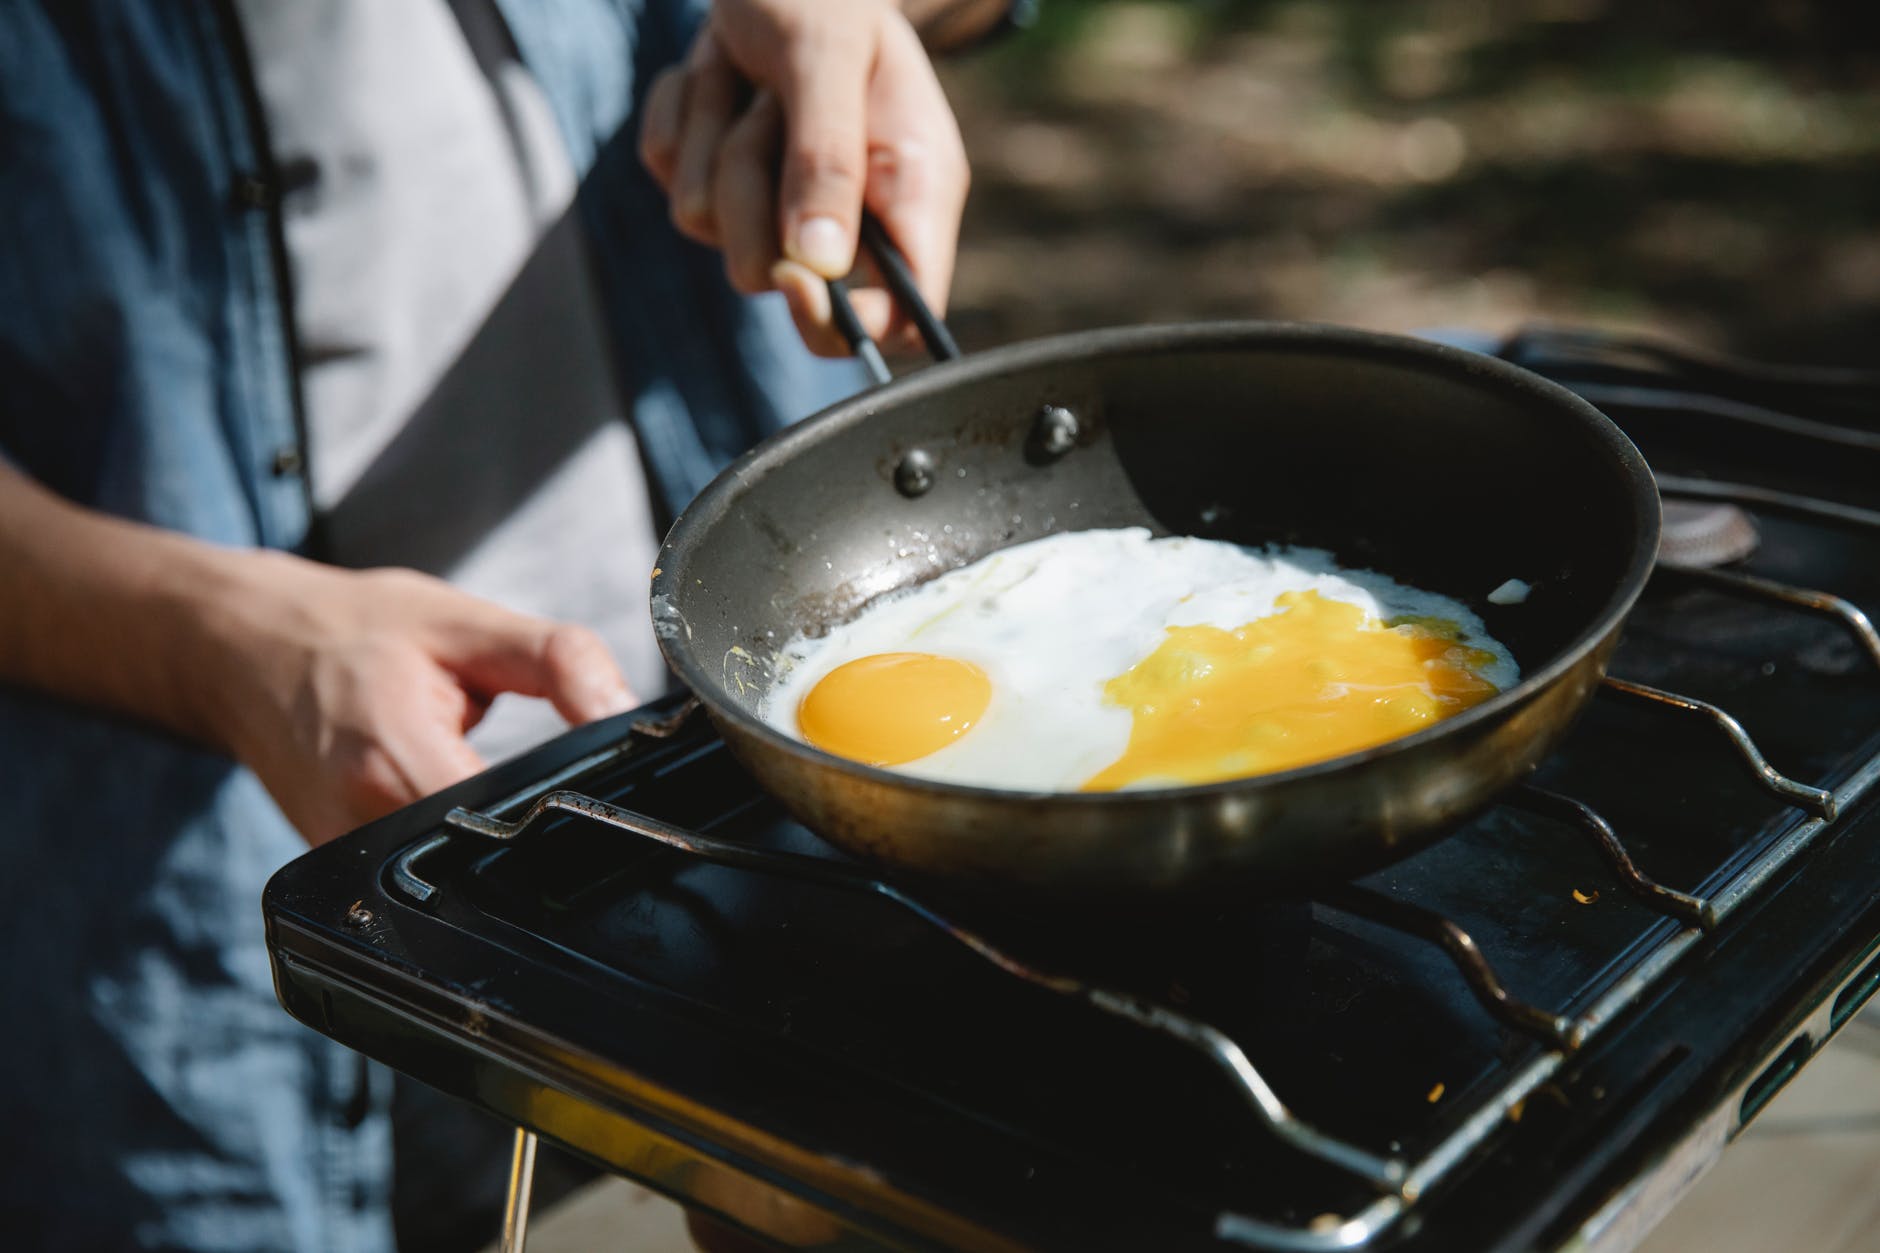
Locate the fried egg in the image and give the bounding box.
[760,528,1517,792]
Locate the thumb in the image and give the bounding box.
[772,25,874,279]
[434,610,635,725]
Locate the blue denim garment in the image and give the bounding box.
[0,2,864,1248]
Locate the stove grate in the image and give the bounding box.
[1506,785,1710,928]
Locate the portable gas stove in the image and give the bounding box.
[265,328,1880,1252]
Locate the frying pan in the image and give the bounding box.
[651,263,1658,901]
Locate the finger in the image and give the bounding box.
[418,660,497,737]
[861,12,969,323]
[459,689,494,734]
[713,92,784,295]
[328,724,484,840]
[382,725,487,801]
[773,24,874,278]
[639,67,687,189]
[535,624,636,724]
[431,605,635,724]
[671,39,743,245]
[771,259,894,358]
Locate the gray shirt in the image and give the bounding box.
[235,0,667,762]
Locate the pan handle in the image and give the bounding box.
[827,212,962,384]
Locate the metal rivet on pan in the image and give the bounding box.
[345,901,375,929]
[894,448,937,498]
[1029,405,1080,462]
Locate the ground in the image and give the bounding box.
[932,0,1880,365]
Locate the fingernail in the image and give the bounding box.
[677,190,711,231]
[597,682,634,718]
[793,216,851,278]
[579,677,633,721]
[771,259,828,319]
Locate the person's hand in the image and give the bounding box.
[202,552,633,845]
[638,0,969,356]
[0,463,633,846]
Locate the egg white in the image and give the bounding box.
[760,528,1519,792]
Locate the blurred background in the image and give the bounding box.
[935,0,1880,364]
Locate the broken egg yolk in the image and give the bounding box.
[797,652,992,767]
[1082,590,1500,790]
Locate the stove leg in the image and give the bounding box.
[500,1127,539,1253]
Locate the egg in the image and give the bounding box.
[760,528,1518,792]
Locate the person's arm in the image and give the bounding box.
[638,0,982,356]
[0,462,633,844]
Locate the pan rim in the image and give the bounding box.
[653,319,1662,806]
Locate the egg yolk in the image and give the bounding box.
[798,652,992,766]
[1082,590,1500,790]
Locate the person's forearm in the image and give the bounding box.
[0,460,244,744]
[900,0,1015,52]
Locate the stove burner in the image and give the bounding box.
[1659,501,1759,568]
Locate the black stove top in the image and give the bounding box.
[265,329,1880,1251]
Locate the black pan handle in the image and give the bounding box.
[827,277,891,384]
[827,211,962,383]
